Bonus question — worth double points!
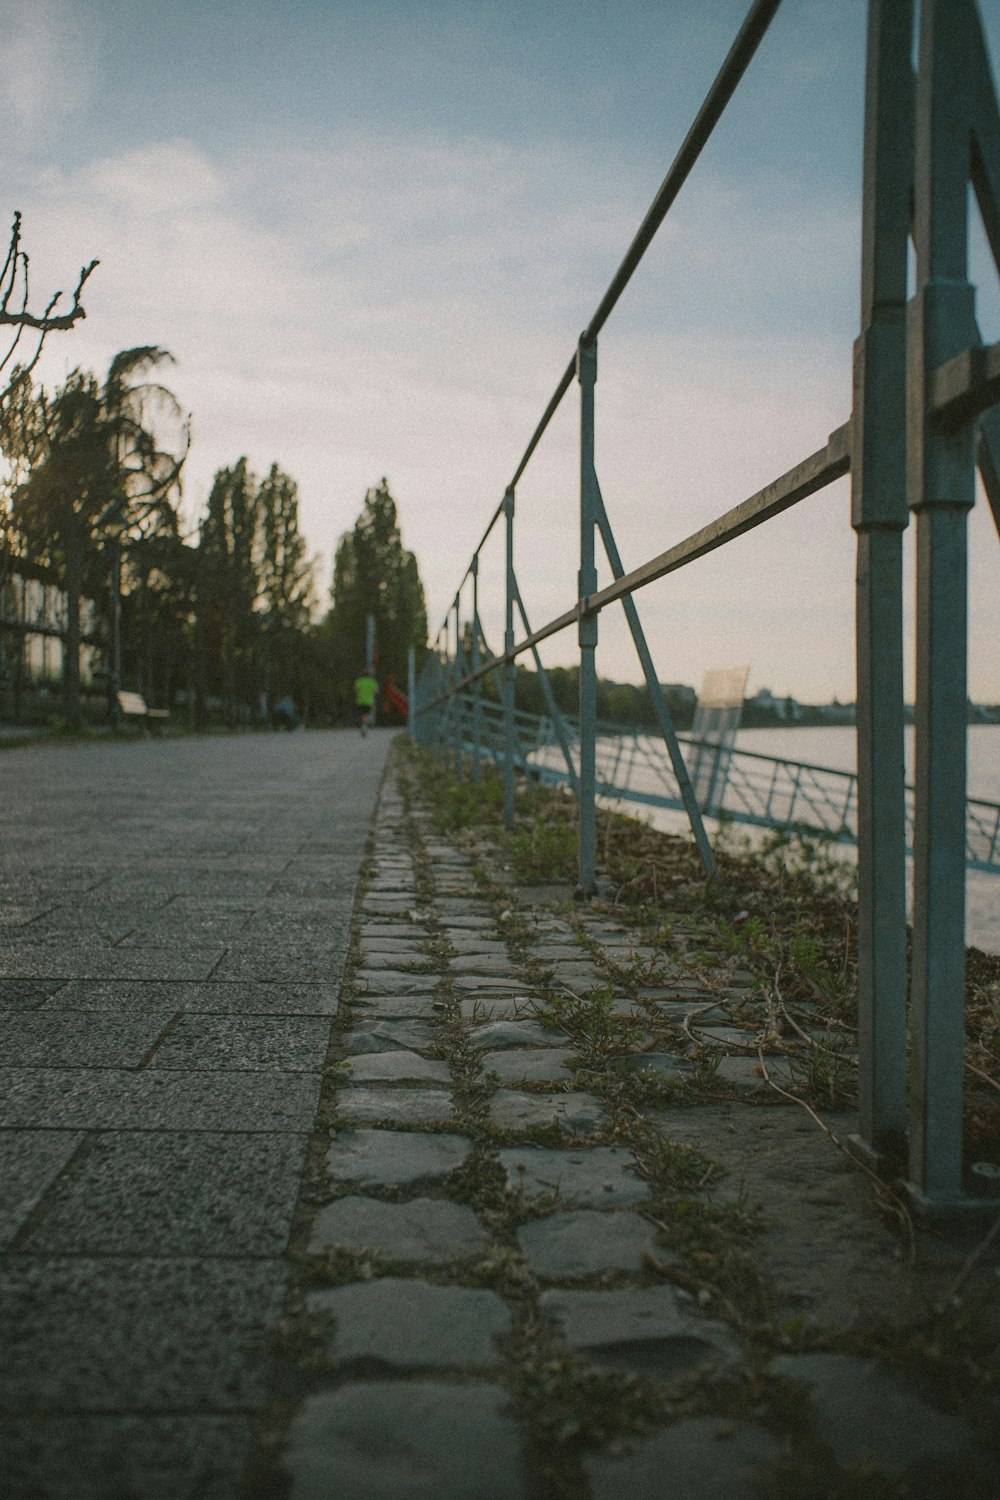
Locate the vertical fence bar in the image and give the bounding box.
[849,0,912,1165]
[577,337,599,895]
[407,645,417,744]
[593,483,716,877]
[471,555,482,783]
[503,487,517,830]
[513,581,579,793]
[906,0,979,1208]
[452,597,463,779]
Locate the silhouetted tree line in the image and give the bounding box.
[462,658,696,732]
[0,350,427,727]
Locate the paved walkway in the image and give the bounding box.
[2,731,998,1498]
[1,728,391,1499]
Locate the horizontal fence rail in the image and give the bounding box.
[412,0,1000,1216]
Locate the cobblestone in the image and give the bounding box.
[325,1128,471,1187]
[495,1144,647,1204]
[517,1208,662,1277]
[309,1195,489,1262]
[284,1383,527,1500]
[335,1086,455,1125]
[307,1277,512,1368]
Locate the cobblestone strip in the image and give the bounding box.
[276,748,1000,1500]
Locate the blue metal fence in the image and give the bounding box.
[411,0,1000,1214]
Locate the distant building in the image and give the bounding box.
[0,564,101,695]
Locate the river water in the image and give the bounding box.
[644,724,1000,954]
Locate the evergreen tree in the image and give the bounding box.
[328,479,427,712]
[198,458,261,717]
[198,457,317,719]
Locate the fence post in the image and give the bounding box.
[577,335,599,895]
[906,0,979,1209]
[471,554,482,783]
[451,597,463,780]
[503,487,517,830]
[849,0,912,1167]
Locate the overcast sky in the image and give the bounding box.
[3,0,999,702]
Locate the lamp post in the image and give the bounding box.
[97,499,127,729]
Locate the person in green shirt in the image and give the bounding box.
[353,671,379,736]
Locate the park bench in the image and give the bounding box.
[116,691,169,733]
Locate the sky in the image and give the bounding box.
[2,0,999,704]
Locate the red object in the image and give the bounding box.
[384,679,408,720]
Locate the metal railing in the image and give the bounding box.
[411,0,1000,1215]
[430,691,1000,874]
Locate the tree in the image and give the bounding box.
[198,458,260,718]
[198,457,317,720]
[8,347,188,723]
[258,462,317,708]
[1,211,98,403]
[328,479,427,714]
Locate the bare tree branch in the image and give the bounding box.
[0,212,99,403]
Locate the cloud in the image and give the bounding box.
[13,124,1000,702]
[0,0,96,138]
[83,139,223,214]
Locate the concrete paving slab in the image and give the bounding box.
[309,1196,489,1262]
[211,944,351,982]
[0,946,225,980]
[584,1418,780,1500]
[0,1257,285,1410]
[148,1015,331,1071]
[13,911,145,945]
[308,1278,512,1367]
[0,1067,321,1131]
[336,1087,455,1126]
[343,1050,451,1085]
[0,1414,252,1500]
[46,979,344,1014]
[540,1286,742,1377]
[496,1145,647,1205]
[23,1131,309,1255]
[517,1208,662,1278]
[0,1129,83,1249]
[1,1011,175,1069]
[283,1381,527,1500]
[117,908,257,945]
[326,1129,471,1187]
[489,1089,605,1134]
